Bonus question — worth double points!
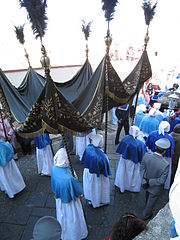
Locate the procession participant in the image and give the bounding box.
[76,128,96,160]
[33,133,54,176]
[0,139,25,198]
[81,134,111,208]
[51,148,88,240]
[115,126,146,193]
[134,104,147,128]
[146,120,174,189]
[0,109,18,160]
[140,138,170,220]
[139,108,160,138]
[115,103,129,145]
[170,124,180,184]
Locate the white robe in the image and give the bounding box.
[36,144,54,176]
[76,129,96,160]
[114,156,141,193]
[56,198,88,240]
[83,168,110,208]
[0,159,26,198]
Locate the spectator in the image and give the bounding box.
[105,212,147,240]
[0,109,18,160]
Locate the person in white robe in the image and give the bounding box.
[0,139,25,198]
[51,148,88,240]
[33,133,54,176]
[115,126,146,193]
[81,134,111,208]
[76,128,96,160]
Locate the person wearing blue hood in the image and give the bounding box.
[33,133,54,176]
[0,139,25,198]
[81,134,111,208]
[51,148,88,240]
[115,126,146,193]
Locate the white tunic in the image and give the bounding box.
[36,144,54,176]
[56,198,88,240]
[0,159,26,198]
[76,129,96,160]
[83,168,110,208]
[114,156,141,193]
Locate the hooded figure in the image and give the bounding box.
[134,104,147,128]
[146,121,174,189]
[33,133,54,176]
[139,108,160,137]
[115,126,146,193]
[76,128,96,160]
[0,139,25,198]
[51,148,88,240]
[81,134,111,208]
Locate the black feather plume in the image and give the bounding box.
[14,25,25,45]
[18,0,48,39]
[142,0,157,26]
[81,20,92,41]
[101,0,119,22]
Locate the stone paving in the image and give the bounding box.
[0,123,169,240]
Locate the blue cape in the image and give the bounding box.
[139,115,159,135]
[146,131,174,158]
[81,144,111,177]
[163,116,180,133]
[33,133,51,149]
[116,135,146,164]
[0,139,14,166]
[134,112,146,127]
[51,166,83,203]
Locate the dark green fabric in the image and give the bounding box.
[56,58,93,103]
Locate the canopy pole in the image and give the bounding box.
[132,91,139,126]
[104,27,112,154]
[61,129,74,177]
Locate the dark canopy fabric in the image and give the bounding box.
[0,59,93,123]
[16,67,45,107]
[55,58,93,103]
[17,77,92,138]
[73,50,152,128]
[0,68,31,122]
[0,50,152,137]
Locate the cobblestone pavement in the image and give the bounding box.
[0,124,169,240]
